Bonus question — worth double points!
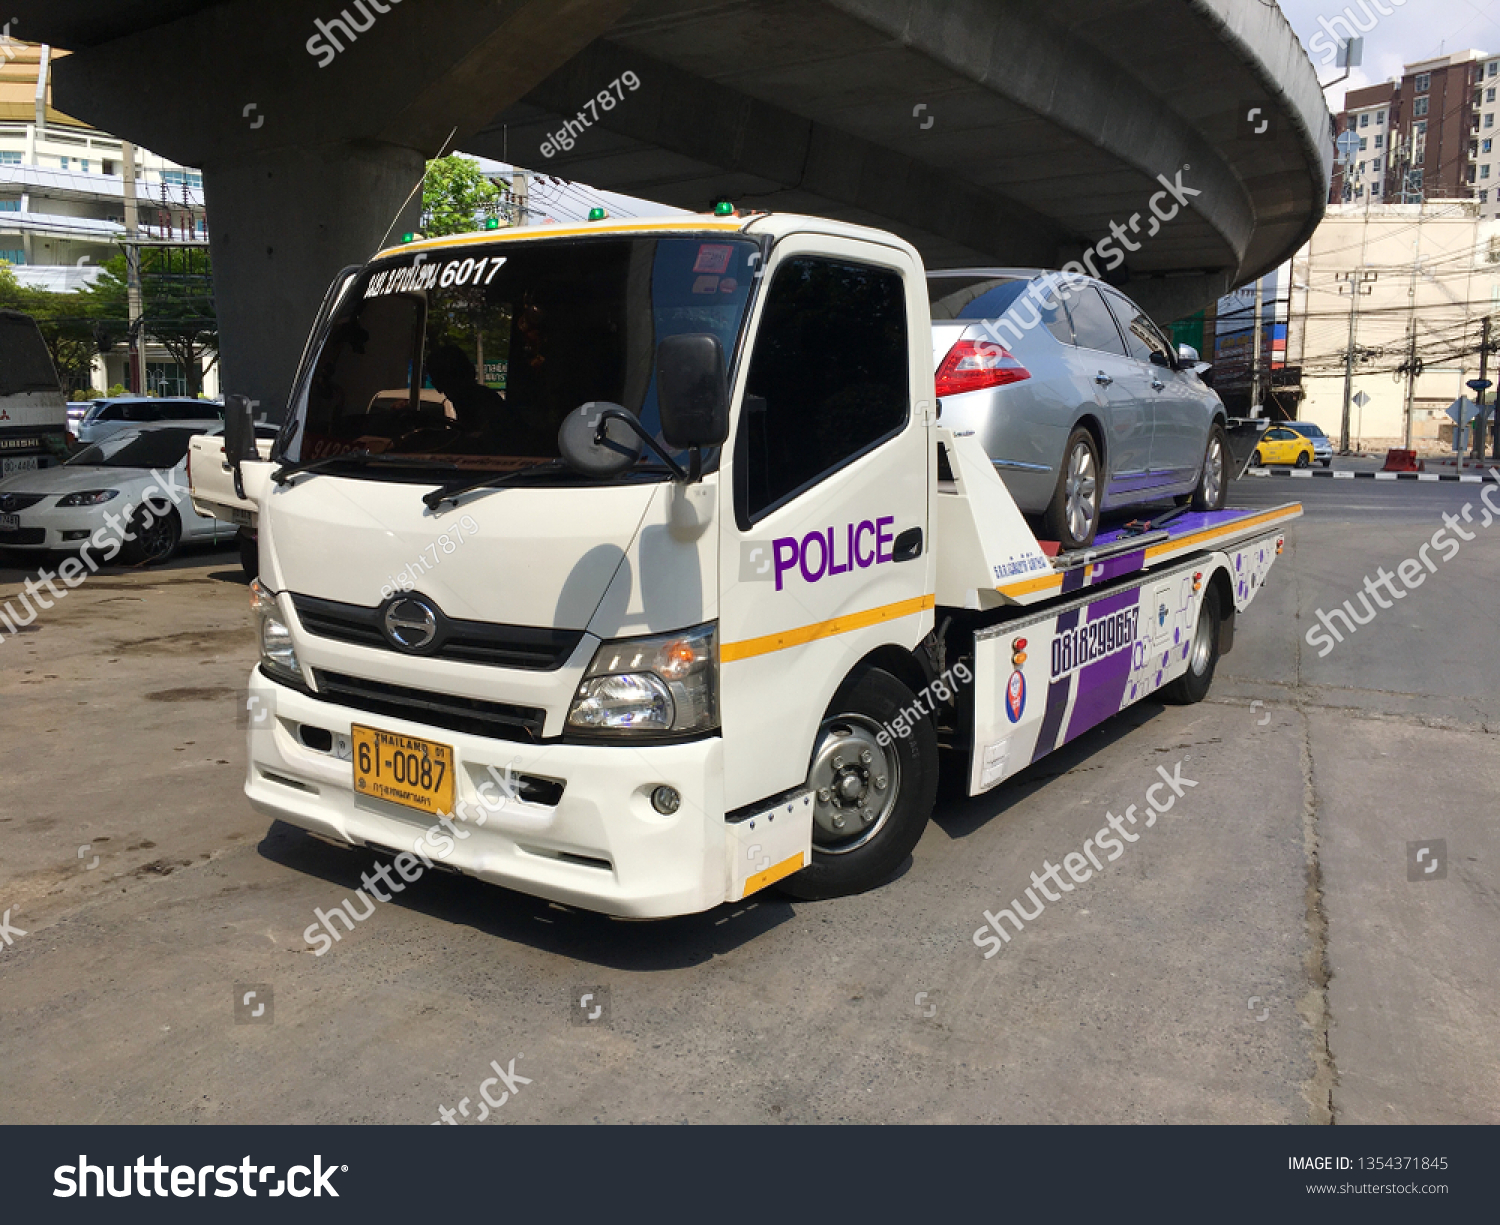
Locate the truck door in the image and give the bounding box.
[718,239,934,813]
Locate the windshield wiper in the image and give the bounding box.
[273,452,459,486]
[422,460,570,510]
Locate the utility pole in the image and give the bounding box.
[1250,274,1265,415]
[512,171,529,228]
[121,139,144,395]
[1480,315,1494,461]
[1337,270,1377,453]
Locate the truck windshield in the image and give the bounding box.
[0,312,62,395]
[288,234,762,476]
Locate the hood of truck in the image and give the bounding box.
[262,474,662,631]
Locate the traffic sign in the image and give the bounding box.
[1352,390,1370,408]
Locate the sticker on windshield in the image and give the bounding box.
[692,244,734,274]
[364,255,507,298]
[692,275,720,295]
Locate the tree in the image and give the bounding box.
[83,248,218,397]
[421,156,503,237]
[0,264,98,393]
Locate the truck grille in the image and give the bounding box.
[312,670,547,743]
[292,594,582,671]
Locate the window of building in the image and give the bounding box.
[739,256,909,522]
[1485,139,1495,153]
[0,200,17,211]
[0,152,19,165]
[160,170,204,189]
[1359,137,1368,151]
[145,362,189,398]
[1470,166,1479,184]
[1375,134,1383,149]
[1491,62,1498,78]
[1416,120,1427,136]
[1483,189,1491,203]
[1376,110,1385,125]
[1490,87,1497,102]
[1357,161,1366,175]
[1371,159,1382,173]
[58,156,69,170]
[1359,113,1369,128]
[1483,165,1493,179]
[0,250,25,264]
[1487,114,1496,129]
[1415,73,1431,92]
[1414,96,1429,117]
[1411,169,1425,191]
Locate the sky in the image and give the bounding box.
[1278,0,1500,109]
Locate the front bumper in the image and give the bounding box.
[244,669,730,918]
[0,505,111,550]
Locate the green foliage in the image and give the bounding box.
[421,156,503,238]
[0,264,97,393]
[83,247,218,396]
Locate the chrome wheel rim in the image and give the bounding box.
[807,713,900,855]
[1064,440,1097,543]
[1203,436,1224,505]
[1189,599,1214,676]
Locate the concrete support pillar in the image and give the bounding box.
[203,141,423,418]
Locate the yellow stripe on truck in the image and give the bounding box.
[721,594,936,663]
[742,852,807,898]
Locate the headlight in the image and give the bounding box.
[567,623,718,735]
[250,578,301,682]
[56,489,119,508]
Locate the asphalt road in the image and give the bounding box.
[1,474,1495,1125]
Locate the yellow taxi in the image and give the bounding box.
[1250,426,1316,468]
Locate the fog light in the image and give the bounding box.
[61,530,90,541]
[651,785,681,815]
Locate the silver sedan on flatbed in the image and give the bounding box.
[928,269,1229,549]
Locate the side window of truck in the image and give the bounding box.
[738,255,909,523]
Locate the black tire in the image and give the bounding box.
[1250,449,1263,467]
[1041,426,1100,551]
[1190,423,1230,512]
[121,500,181,566]
[1295,451,1310,469]
[1174,493,1192,507]
[238,529,259,579]
[1162,585,1221,705]
[1321,458,1332,468]
[777,666,940,900]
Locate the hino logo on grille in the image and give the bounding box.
[383,596,438,651]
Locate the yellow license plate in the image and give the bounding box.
[351,725,455,817]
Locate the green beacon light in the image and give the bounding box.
[401,232,415,244]
[484,216,501,230]
[713,200,735,216]
[588,207,607,221]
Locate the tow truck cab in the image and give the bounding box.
[235,212,1299,920]
[0,310,69,478]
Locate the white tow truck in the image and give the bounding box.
[221,210,1300,920]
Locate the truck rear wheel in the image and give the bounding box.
[777,665,939,900]
[1161,586,1221,704]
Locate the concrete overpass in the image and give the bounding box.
[18,0,1332,416]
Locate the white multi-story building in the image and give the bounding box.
[1477,54,1500,219]
[0,41,215,395]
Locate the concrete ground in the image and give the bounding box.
[0,475,1495,1125]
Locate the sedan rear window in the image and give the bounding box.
[927,276,1030,320]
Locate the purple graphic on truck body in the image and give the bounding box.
[773,516,895,590]
[1062,587,1142,745]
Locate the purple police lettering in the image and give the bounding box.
[770,516,897,590]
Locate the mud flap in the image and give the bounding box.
[726,790,814,901]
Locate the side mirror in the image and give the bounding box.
[1177,343,1200,366]
[221,393,257,499]
[656,334,729,450]
[557,401,644,478]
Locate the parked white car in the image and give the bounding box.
[74,396,226,445]
[0,420,269,565]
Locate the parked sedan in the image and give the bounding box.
[74,396,225,444]
[928,269,1228,549]
[1250,426,1315,469]
[0,421,246,565]
[1282,420,1333,467]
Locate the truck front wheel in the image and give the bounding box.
[777,666,939,900]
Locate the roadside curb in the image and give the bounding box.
[1246,468,1500,484]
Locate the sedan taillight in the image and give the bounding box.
[935,339,1031,396]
